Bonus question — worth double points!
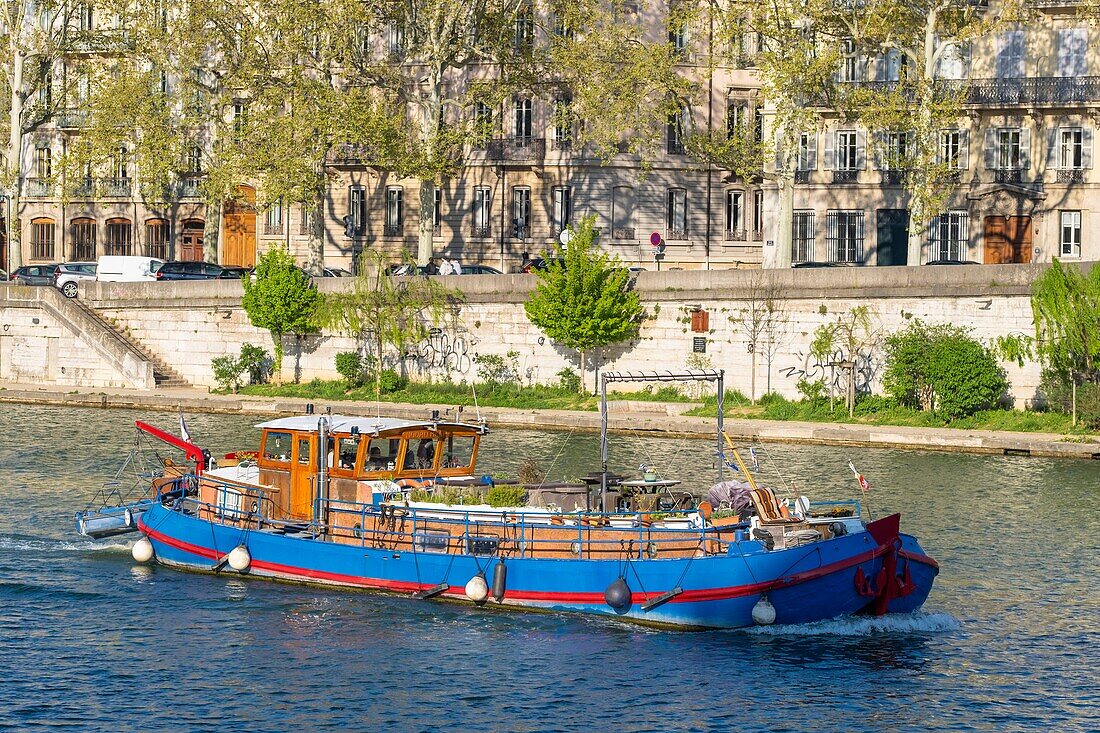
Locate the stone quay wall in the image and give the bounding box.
[69,263,1055,404]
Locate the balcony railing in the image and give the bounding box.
[68,29,135,54]
[72,178,94,197]
[26,178,53,197]
[486,137,546,164]
[833,169,859,184]
[725,229,747,241]
[471,224,491,238]
[881,170,908,185]
[667,227,688,240]
[794,170,811,184]
[178,176,203,198]
[56,108,88,129]
[612,227,635,240]
[994,168,1024,184]
[550,136,573,151]
[383,224,403,237]
[1056,169,1085,184]
[104,177,131,197]
[752,230,764,241]
[943,169,963,184]
[964,77,1100,105]
[327,143,376,165]
[263,222,284,236]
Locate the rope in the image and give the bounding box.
[535,427,576,491]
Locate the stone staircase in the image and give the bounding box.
[67,298,191,388]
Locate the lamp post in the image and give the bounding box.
[1,193,10,277]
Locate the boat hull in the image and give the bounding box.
[137,503,938,629]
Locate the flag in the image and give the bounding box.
[848,461,870,492]
[179,408,192,444]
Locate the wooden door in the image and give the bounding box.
[223,185,257,267]
[876,209,909,266]
[180,219,204,261]
[983,216,1032,264]
[289,435,316,520]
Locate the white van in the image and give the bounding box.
[96,256,165,283]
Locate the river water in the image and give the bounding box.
[0,404,1097,732]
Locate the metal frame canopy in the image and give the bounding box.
[599,369,725,510]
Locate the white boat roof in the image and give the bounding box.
[255,415,487,435]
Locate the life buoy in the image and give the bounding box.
[396,478,434,492]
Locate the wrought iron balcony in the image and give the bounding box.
[1056,169,1085,184]
[943,170,963,184]
[965,77,1100,105]
[383,224,403,237]
[72,178,94,197]
[881,170,908,185]
[611,227,635,240]
[263,222,284,236]
[56,108,88,129]
[26,178,53,197]
[68,29,135,54]
[794,170,811,184]
[725,229,747,241]
[667,227,688,240]
[752,230,764,241]
[327,143,375,165]
[178,176,203,199]
[487,137,545,163]
[550,136,573,151]
[470,224,491,238]
[104,177,132,197]
[994,168,1024,184]
[833,169,859,184]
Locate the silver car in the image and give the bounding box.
[53,262,97,298]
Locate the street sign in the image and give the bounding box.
[650,232,662,247]
[559,229,573,245]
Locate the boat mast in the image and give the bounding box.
[717,369,725,484]
[316,416,329,537]
[600,375,609,512]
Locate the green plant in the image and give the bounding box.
[212,343,272,392]
[238,343,272,384]
[378,368,405,393]
[883,320,1009,419]
[518,458,544,485]
[796,377,826,402]
[486,485,527,507]
[556,368,581,392]
[474,351,521,387]
[242,246,320,384]
[211,354,247,393]
[335,351,368,388]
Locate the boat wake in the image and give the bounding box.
[0,534,132,555]
[744,611,960,637]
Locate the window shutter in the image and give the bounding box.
[984,127,997,170]
[1084,127,1094,168]
[959,129,969,169]
[1047,127,1060,170]
[824,129,835,170]
[806,132,818,170]
[1020,126,1031,171]
[855,128,866,170]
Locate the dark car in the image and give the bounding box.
[9,264,60,285]
[521,257,565,273]
[791,261,858,268]
[385,264,430,276]
[923,259,981,265]
[323,267,352,277]
[218,266,251,279]
[156,261,233,280]
[458,264,504,275]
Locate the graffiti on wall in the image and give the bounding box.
[406,327,475,374]
[779,348,879,396]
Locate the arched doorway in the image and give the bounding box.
[180,219,205,261]
[223,185,257,267]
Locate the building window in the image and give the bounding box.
[726,103,746,140]
[472,186,492,237]
[233,101,247,137]
[836,130,858,170]
[826,210,864,263]
[928,211,969,261]
[666,188,687,239]
[882,49,907,82]
[550,11,573,39]
[105,218,132,256]
[753,189,764,237]
[146,219,170,260]
[667,107,686,154]
[348,186,365,236]
[939,129,967,170]
[668,4,687,55]
[34,145,51,179]
[514,1,533,51]
[473,101,493,148]
[31,218,55,260]
[1056,28,1087,78]
[385,187,403,236]
[883,131,910,170]
[71,218,96,260]
[1060,211,1082,257]
[513,98,533,141]
[299,206,314,235]
[551,186,571,237]
[725,191,744,239]
[387,21,405,57]
[1060,128,1083,170]
[935,42,969,80]
[512,187,531,239]
[553,97,573,149]
[265,200,283,235]
[433,187,442,233]
[997,128,1022,170]
[792,210,815,263]
[612,185,635,239]
[78,2,93,31]
[797,133,817,171]
[187,145,202,173]
[840,39,860,82]
[113,146,128,180]
[995,31,1025,79]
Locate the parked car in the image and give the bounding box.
[156,261,234,280]
[0,269,7,281]
[457,264,504,275]
[923,259,981,266]
[791,261,858,268]
[53,262,97,298]
[218,266,251,280]
[9,264,60,285]
[97,256,164,283]
[521,257,565,273]
[323,267,352,277]
[385,264,429,276]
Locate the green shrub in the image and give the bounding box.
[211,354,247,393]
[796,377,827,402]
[212,343,272,392]
[556,368,581,392]
[487,485,527,507]
[238,343,271,384]
[853,394,896,416]
[474,351,521,387]
[378,368,405,393]
[1037,367,1072,413]
[335,351,367,388]
[1076,382,1100,429]
[883,320,1008,419]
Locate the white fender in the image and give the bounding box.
[131,536,155,564]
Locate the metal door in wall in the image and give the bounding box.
[876,209,909,266]
[983,216,1032,264]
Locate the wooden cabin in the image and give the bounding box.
[251,416,487,522]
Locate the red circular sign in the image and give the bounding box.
[650,232,662,246]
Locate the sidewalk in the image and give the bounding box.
[1,381,1097,459]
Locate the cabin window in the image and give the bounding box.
[336,437,360,470]
[413,532,451,553]
[296,438,311,465]
[365,437,400,471]
[263,431,292,462]
[404,438,437,470]
[441,435,476,469]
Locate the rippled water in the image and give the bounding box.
[1,404,1098,732]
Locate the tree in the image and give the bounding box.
[1,0,75,270]
[730,270,787,402]
[241,245,320,383]
[810,305,880,415]
[524,215,642,393]
[316,249,463,380]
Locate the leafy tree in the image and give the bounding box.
[316,249,462,382]
[810,305,879,414]
[883,320,1008,419]
[730,270,788,403]
[242,246,320,383]
[524,215,642,393]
